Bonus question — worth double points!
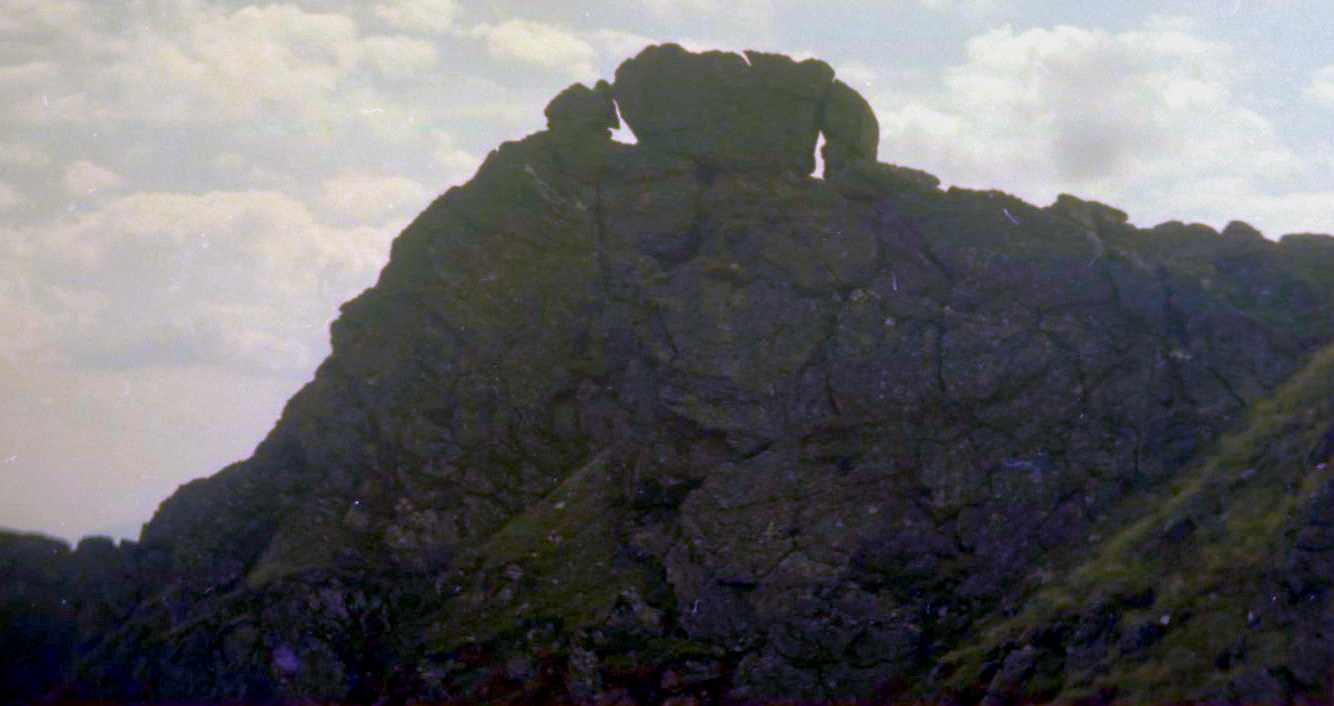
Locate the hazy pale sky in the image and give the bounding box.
[2,0,1332,542]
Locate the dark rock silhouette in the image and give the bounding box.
[2,44,1332,705]
[0,533,135,702]
[613,44,835,173]
[819,79,879,177]
[545,80,618,136]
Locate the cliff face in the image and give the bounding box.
[3,44,1333,705]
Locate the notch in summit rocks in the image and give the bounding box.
[543,44,879,178]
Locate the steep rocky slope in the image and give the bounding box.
[933,341,1334,704]
[2,44,1332,705]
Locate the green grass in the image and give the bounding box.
[423,451,656,648]
[937,341,1334,698]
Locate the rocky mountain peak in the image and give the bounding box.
[2,46,1332,706]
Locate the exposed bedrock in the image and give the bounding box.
[3,44,1334,706]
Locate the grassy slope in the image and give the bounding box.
[420,450,653,648]
[937,340,1334,702]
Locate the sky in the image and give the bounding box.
[2,0,1332,543]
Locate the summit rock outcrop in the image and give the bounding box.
[2,45,1332,705]
[611,44,882,176]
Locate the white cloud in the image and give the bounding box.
[641,0,776,26]
[641,0,990,23]
[641,0,727,19]
[13,190,394,374]
[874,22,1310,231]
[467,19,599,79]
[3,3,435,125]
[0,141,50,167]
[213,152,246,172]
[0,0,84,35]
[1305,65,1334,111]
[584,29,657,62]
[124,4,360,122]
[316,172,431,224]
[456,20,650,81]
[433,130,482,187]
[0,60,61,87]
[358,35,440,79]
[1163,178,1334,238]
[373,0,458,33]
[916,0,999,14]
[64,160,126,195]
[836,60,880,91]
[0,183,27,211]
[0,280,45,365]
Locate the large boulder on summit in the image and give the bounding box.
[612,43,835,173]
[818,79,879,176]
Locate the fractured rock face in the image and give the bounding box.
[612,43,836,173]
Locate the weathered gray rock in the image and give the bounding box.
[613,43,834,173]
[818,79,879,176]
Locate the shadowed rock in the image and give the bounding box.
[612,43,835,173]
[545,80,618,136]
[1222,219,1265,242]
[818,79,879,177]
[1049,193,1129,230]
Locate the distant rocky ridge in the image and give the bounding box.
[3,44,1332,705]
